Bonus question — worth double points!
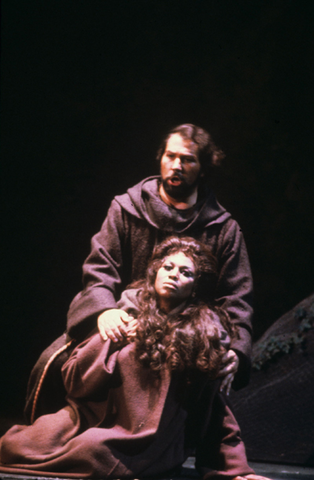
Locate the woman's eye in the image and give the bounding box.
[163,265,172,271]
[182,270,193,278]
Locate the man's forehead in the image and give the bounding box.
[166,133,198,156]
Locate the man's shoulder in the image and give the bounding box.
[197,188,233,228]
[113,176,159,217]
[115,176,159,201]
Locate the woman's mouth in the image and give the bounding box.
[163,282,177,290]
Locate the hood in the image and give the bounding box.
[114,176,231,233]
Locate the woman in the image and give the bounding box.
[0,237,256,479]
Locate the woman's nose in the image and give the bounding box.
[169,268,179,279]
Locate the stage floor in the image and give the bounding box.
[0,459,313,480]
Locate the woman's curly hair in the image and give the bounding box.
[131,236,236,378]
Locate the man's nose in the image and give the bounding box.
[172,157,182,170]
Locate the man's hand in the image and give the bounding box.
[218,349,239,396]
[97,309,138,342]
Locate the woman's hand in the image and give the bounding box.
[218,349,239,396]
[97,309,138,342]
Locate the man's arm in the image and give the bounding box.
[66,199,128,340]
[214,219,254,389]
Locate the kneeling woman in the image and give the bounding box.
[0,237,255,479]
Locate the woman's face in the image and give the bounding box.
[154,252,196,311]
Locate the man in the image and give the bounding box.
[67,124,252,391]
[25,124,262,480]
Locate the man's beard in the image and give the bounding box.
[161,172,200,201]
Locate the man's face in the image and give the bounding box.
[160,133,202,200]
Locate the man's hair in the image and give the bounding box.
[130,236,235,377]
[156,123,225,176]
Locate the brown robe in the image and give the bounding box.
[0,333,253,479]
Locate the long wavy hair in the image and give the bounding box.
[131,236,236,378]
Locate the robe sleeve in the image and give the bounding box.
[116,288,141,317]
[209,310,231,351]
[62,333,120,399]
[66,199,127,340]
[214,219,253,388]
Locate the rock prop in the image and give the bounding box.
[230,294,314,466]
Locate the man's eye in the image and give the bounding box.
[167,154,175,160]
[183,156,195,163]
[163,265,172,271]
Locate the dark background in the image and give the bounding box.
[1,1,313,416]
